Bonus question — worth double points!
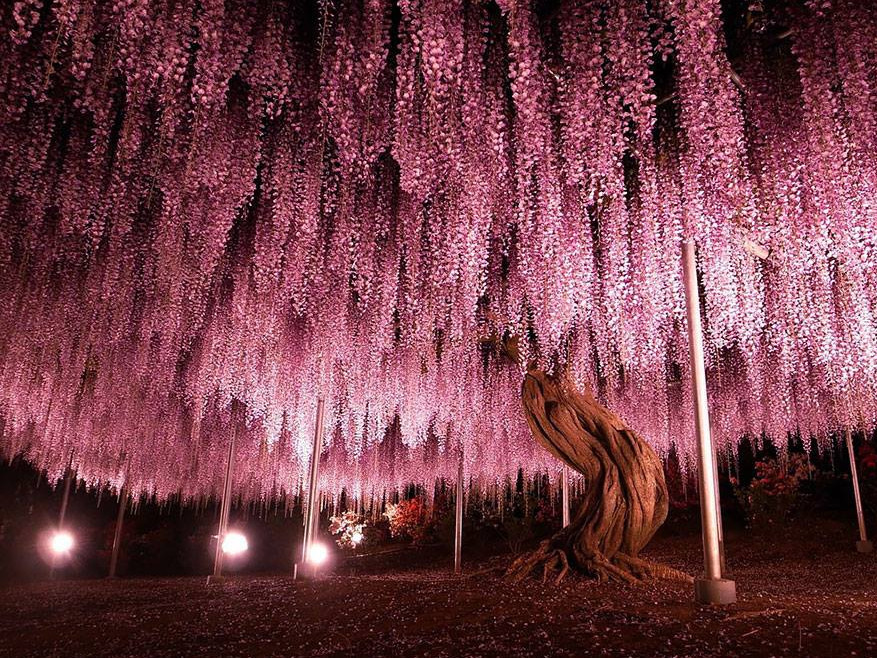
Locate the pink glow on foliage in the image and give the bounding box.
[0,0,876,501]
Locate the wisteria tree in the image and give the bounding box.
[0,0,876,583]
[509,367,683,583]
[488,325,684,582]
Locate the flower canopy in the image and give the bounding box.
[1,0,875,499]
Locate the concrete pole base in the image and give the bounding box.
[694,578,736,605]
[206,575,226,586]
[856,540,873,553]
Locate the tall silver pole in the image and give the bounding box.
[51,461,74,577]
[454,454,463,574]
[108,484,127,578]
[58,466,73,528]
[296,396,325,579]
[209,412,238,583]
[845,429,873,552]
[682,240,735,604]
[712,446,726,574]
[561,466,570,528]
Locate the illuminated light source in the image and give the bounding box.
[307,541,329,566]
[350,530,364,545]
[50,531,74,554]
[221,531,248,556]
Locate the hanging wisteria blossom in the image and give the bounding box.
[0,0,875,504]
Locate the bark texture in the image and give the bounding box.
[507,368,691,584]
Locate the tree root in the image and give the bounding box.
[613,552,694,583]
[507,539,693,585]
[508,540,572,585]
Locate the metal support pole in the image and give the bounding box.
[561,466,570,528]
[108,484,127,578]
[51,462,74,577]
[845,429,873,553]
[58,466,73,528]
[209,412,238,583]
[682,240,736,605]
[454,455,463,574]
[712,446,726,574]
[296,396,325,579]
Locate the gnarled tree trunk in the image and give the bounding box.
[507,368,691,584]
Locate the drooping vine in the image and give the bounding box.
[0,0,875,501]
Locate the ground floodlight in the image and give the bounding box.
[307,541,329,566]
[221,531,248,556]
[50,530,74,555]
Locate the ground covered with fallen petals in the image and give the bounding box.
[1,521,876,657]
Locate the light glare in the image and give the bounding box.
[221,531,248,556]
[50,531,74,554]
[307,541,329,565]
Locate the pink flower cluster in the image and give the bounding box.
[0,0,875,502]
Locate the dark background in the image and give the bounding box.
[1,430,873,583]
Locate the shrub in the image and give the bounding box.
[328,511,367,550]
[732,453,812,529]
[384,496,438,544]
